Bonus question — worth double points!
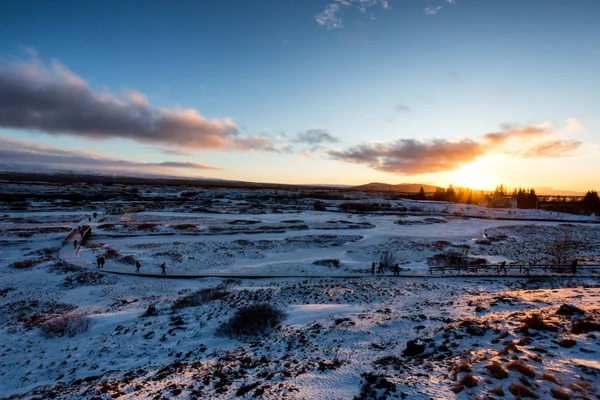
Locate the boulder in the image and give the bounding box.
[403,340,425,356]
[556,304,585,316]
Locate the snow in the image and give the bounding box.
[1,191,599,399]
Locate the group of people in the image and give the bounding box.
[96,256,106,268]
[371,262,402,276]
[78,224,91,236]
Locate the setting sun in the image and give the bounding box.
[447,160,499,191]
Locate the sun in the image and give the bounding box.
[451,160,499,191]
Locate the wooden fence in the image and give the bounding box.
[429,263,600,275]
[62,228,78,246]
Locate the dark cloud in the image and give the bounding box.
[394,104,411,113]
[292,129,340,145]
[0,60,281,152]
[328,124,569,175]
[329,138,483,174]
[0,136,222,173]
[521,140,581,158]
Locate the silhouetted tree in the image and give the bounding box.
[416,186,426,200]
[494,185,506,199]
[583,190,600,213]
[445,185,456,202]
[433,187,446,201]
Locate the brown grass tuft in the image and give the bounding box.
[541,372,560,385]
[485,361,509,379]
[507,360,536,378]
[490,385,505,396]
[509,383,538,399]
[550,388,570,400]
[458,373,478,388]
[455,362,472,373]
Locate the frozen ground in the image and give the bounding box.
[1,198,600,399]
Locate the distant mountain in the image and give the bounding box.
[350,182,440,193]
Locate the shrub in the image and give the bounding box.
[49,262,82,274]
[172,288,230,310]
[140,304,159,318]
[119,255,137,265]
[217,303,286,338]
[173,224,197,230]
[379,251,395,269]
[427,250,469,267]
[313,259,341,268]
[152,251,183,263]
[10,259,42,269]
[16,302,77,329]
[104,248,121,259]
[62,271,109,289]
[137,223,158,231]
[39,314,91,338]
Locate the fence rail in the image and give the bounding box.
[62,228,78,246]
[429,263,600,275]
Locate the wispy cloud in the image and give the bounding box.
[315,0,456,29]
[424,0,456,16]
[0,136,222,174]
[292,129,341,145]
[565,118,586,132]
[424,6,443,15]
[520,140,581,158]
[483,124,552,146]
[328,124,580,175]
[394,103,412,113]
[0,58,282,153]
[316,0,390,29]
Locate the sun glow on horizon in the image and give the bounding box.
[445,159,500,191]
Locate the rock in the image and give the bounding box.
[558,339,576,348]
[466,326,486,336]
[403,340,425,356]
[556,304,584,316]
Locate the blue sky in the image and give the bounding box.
[0,0,599,191]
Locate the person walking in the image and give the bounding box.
[393,263,400,276]
[371,262,375,275]
[496,261,507,274]
[96,256,101,269]
[135,261,141,273]
[74,239,78,249]
[160,262,166,275]
[377,262,384,274]
[571,259,578,275]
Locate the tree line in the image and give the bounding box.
[412,185,600,214]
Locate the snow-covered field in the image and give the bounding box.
[1,191,600,399]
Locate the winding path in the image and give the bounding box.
[57,212,599,279]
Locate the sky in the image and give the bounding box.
[0,0,599,192]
